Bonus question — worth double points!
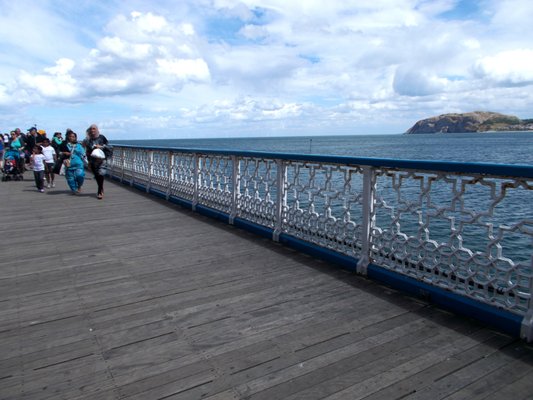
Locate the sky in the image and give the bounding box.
[1,0,533,140]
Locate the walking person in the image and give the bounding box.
[25,127,38,166]
[10,131,26,173]
[83,124,111,199]
[30,146,46,193]
[0,135,4,169]
[40,138,57,188]
[51,132,62,153]
[51,132,64,175]
[59,130,85,194]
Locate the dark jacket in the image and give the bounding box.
[25,134,36,152]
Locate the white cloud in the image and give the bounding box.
[211,44,304,88]
[181,97,309,123]
[156,58,210,81]
[17,58,79,100]
[3,10,213,102]
[0,84,9,106]
[393,67,450,96]
[44,58,76,75]
[474,49,533,85]
[130,11,168,33]
[98,37,153,60]
[106,11,169,39]
[1,1,533,138]
[89,77,131,94]
[0,1,89,66]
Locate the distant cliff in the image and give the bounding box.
[406,111,533,134]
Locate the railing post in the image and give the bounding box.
[107,150,114,176]
[166,151,173,200]
[273,159,287,242]
[357,166,376,275]
[121,148,125,183]
[130,149,135,187]
[147,150,153,193]
[192,154,200,211]
[229,155,240,225]
[521,247,533,342]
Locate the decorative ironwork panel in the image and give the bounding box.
[121,148,136,183]
[283,161,365,258]
[237,157,278,227]
[107,147,123,176]
[150,151,170,191]
[169,152,196,201]
[371,168,533,314]
[131,150,151,186]
[197,154,233,213]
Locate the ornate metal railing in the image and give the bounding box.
[107,145,533,340]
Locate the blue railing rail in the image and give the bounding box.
[110,144,533,178]
[107,145,533,341]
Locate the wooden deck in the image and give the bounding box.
[1,174,533,400]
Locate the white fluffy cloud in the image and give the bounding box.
[181,97,308,123]
[1,0,533,138]
[17,58,79,99]
[156,58,210,82]
[393,67,450,96]
[5,10,211,102]
[474,49,533,85]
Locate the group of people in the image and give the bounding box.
[1,124,111,199]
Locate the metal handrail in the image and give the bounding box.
[107,145,533,341]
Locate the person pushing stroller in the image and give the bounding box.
[1,147,24,181]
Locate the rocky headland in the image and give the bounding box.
[406,111,533,134]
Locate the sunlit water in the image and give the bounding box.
[114,132,533,164]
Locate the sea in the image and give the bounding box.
[113,131,533,165]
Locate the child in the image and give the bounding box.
[40,138,57,188]
[30,146,46,192]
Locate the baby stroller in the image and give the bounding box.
[2,149,24,181]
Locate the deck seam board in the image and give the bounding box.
[440,350,533,400]
[397,339,530,400]
[313,331,512,400]
[225,312,476,398]
[275,328,502,400]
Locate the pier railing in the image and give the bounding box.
[108,145,533,341]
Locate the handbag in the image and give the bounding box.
[90,148,106,159]
[63,144,76,168]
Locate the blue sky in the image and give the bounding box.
[1,0,533,139]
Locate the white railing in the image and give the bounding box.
[108,145,533,340]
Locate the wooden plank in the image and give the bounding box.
[392,338,527,400]
[114,293,424,394]
[308,333,513,400]
[442,349,533,400]
[219,311,489,399]
[486,369,533,400]
[2,176,533,400]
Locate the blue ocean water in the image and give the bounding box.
[114,131,533,165]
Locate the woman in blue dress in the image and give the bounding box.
[59,129,85,194]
